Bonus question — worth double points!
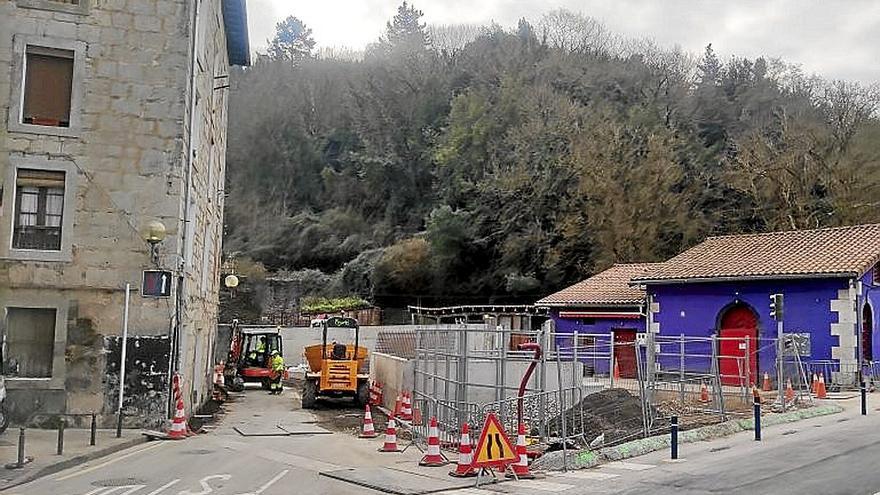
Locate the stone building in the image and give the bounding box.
[0,0,250,425]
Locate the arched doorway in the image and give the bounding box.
[863,304,873,362]
[718,304,759,387]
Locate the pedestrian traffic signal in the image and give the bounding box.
[769,293,784,321]
[143,270,172,297]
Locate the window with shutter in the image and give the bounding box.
[22,46,74,128]
[13,169,66,251]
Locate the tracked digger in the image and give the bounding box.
[301,316,369,408]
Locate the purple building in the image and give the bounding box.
[537,264,661,377]
[632,224,880,386]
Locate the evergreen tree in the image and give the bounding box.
[267,16,316,62]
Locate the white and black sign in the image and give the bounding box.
[783,333,811,356]
[143,270,173,297]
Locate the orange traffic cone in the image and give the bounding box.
[393,393,403,416]
[399,392,413,421]
[506,422,535,479]
[449,422,477,477]
[613,360,621,381]
[762,372,772,392]
[816,373,827,399]
[419,417,448,466]
[785,378,795,402]
[359,405,379,438]
[811,373,819,395]
[700,382,710,403]
[378,415,401,452]
[168,396,187,440]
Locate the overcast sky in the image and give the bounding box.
[246,0,879,83]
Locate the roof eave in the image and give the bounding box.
[536,301,644,308]
[222,0,251,66]
[633,271,859,285]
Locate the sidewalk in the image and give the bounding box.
[0,428,146,491]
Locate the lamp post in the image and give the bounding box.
[143,220,167,266]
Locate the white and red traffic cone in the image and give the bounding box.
[506,422,535,479]
[811,373,819,395]
[378,415,402,452]
[785,378,795,402]
[369,382,378,406]
[375,381,384,407]
[359,405,379,438]
[399,392,413,421]
[168,396,188,440]
[448,422,476,478]
[419,417,447,467]
[699,381,710,403]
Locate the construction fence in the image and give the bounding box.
[370,324,849,457]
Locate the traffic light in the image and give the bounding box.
[769,293,784,321]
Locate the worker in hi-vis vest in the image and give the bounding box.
[268,350,284,395]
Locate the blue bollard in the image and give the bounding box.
[670,415,678,460]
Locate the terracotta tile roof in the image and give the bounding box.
[537,263,662,307]
[633,223,880,284]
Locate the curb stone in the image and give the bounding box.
[0,436,149,492]
[534,404,844,471]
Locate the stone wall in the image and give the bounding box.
[0,0,230,424]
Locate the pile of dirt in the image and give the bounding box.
[289,377,388,435]
[552,388,655,445]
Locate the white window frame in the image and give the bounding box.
[1,156,77,262]
[1,298,68,389]
[8,34,86,138]
[15,0,89,15]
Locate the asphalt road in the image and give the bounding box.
[3,386,422,495]
[9,389,880,495]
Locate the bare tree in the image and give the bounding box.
[427,23,486,54]
[538,9,615,54]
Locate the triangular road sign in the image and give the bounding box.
[472,412,517,469]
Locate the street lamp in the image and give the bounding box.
[143,220,166,266]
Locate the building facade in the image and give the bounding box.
[633,224,880,387]
[0,0,249,425]
[537,263,659,377]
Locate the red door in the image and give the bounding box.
[863,305,873,361]
[613,329,637,379]
[719,306,758,386]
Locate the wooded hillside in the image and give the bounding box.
[225,3,880,307]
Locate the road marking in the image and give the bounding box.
[145,480,181,495]
[554,470,620,480]
[81,487,146,495]
[440,489,497,495]
[601,461,656,471]
[57,442,167,481]
[178,474,232,495]
[256,470,289,494]
[510,480,573,492]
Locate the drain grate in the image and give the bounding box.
[93,478,147,487]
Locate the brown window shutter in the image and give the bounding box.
[16,168,66,188]
[23,49,74,127]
